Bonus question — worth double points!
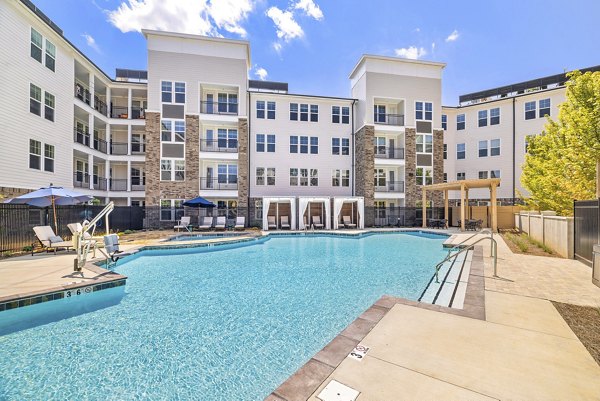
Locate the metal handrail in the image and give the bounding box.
[448,228,493,256]
[434,236,498,283]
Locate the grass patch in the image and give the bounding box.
[505,232,529,252]
[527,236,554,254]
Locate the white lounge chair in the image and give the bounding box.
[280,215,291,230]
[198,216,213,231]
[234,216,245,230]
[343,215,357,229]
[215,216,226,231]
[33,226,74,254]
[312,215,324,229]
[174,216,192,232]
[267,215,277,230]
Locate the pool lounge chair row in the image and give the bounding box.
[175,216,245,232]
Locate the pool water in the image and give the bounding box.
[168,232,245,241]
[0,233,446,400]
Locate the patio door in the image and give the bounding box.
[389,138,395,158]
[389,170,395,191]
[206,167,213,189]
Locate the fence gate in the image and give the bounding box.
[574,199,600,266]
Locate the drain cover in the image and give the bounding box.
[317,380,360,401]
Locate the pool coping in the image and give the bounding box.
[265,245,486,401]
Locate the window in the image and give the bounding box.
[416,167,432,185]
[300,169,308,186]
[45,40,55,71]
[416,101,433,121]
[341,138,349,155]
[300,104,308,121]
[290,168,298,186]
[443,173,447,183]
[525,101,536,120]
[490,139,500,156]
[374,201,386,219]
[332,138,340,155]
[160,159,184,181]
[478,110,488,127]
[267,101,276,119]
[44,144,54,172]
[29,139,41,170]
[490,107,500,125]
[442,114,447,130]
[478,140,488,157]
[300,136,308,153]
[256,167,265,185]
[256,100,265,119]
[443,144,447,160]
[290,103,298,120]
[457,143,466,160]
[310,136,318,154]
[161,120,185,142]
[267,134,275,152]
[289,136,298,153]
[174,160,185,181]
[416,134,433,153]
[218,164,237,185]
[267,167,276,185]
[332,169,350,187]
[478,171,488,179]
[255,199,263,220]
[342,106,350,124]
[374,105,386,123]
[217,128,237,149]
[539,98,550,118]
[44,92,55,121]
[256,134,265,152]
[331,138,349,156]
[332,106,340,123]
[374,169,386,187]
[161,81,172,103]
[310,104,318,122]
[160,199,184,221]
[490,170,500,179]
[31,28,43,62]
[457,114,465,130]
[30,84,41,116]
[218,93,237,114]
[457,172,466,181]
[310,169,318,186]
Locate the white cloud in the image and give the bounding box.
[431,42,436,51]
[82,33,102,54]
[107,0,252,37]
[445,29,459,42]
[254,66,268,81]
[266,6,304,42]
[394,46,427,60]
[294,0,323,21]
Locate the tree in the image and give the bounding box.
[521,70,600,215]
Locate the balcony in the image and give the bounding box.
[375,181,405,193]
[110,142,128,155]
[131,107,145,119]
[374,147,405,160]
[200,177,238,190]
[93,177,107,190]
[73,172,89,188]
[200,139,238,153]
[74,83,91,105]
[111,106,129,119]
[200,101,238,116]
[131,177,145,191]
[94,95,108,116]
[109,178,128,191]
[374,114,405,126]
[93,137,107,154]
[74,128,90,147]
[131,141,146,155]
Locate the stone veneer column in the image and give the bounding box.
[432,129,445,206]
[144,111,161,207]
[355,125,375,226]
[237,118,249,218]
[404,127,417,207]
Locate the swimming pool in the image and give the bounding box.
[0,232,446,400]
[168,232,246,241]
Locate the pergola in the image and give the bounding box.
[421,178,501,232]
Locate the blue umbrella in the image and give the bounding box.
[5,186,93,232]
[182,196,216,208]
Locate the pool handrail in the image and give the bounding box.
[434,236,498,283]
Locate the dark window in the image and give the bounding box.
[256,101,265,119]
[45,40,55,72]
[478,110,487,127]
[161,81,172,103]
[442,114,447,130]
[457,143,466,160]
[341,138,349,155]
[443,144,447,160]
[174,82,185,103]
[332,106,340,123]
[256,134,265,152]
[374,105,386,123]
[341,106,350,124]
[479,140,488,157]
[300,104,308,121]
[332,137,340,155]
[29,139,41,169]
[267,101,276,119]
[490,108,500,125]
[310,136,318,154]
[290,103,298,120]
[457,114,465,130]
[30,28,42,62]
[539,99,550,117]
[267,134,276,152]
[289,136,298,153]
[300,136,308,153]
[310,104,318,122]
[44,92,55,122]
[525,101,536,120]
[30,84,41,116]
[44,144,54,172]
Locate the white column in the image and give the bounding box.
[106,124,111,155]
[89,73,95,110]
[88,112,94,150]
[127,124,132,155]
[105,161,111,193]
[88,153,94,190]
[127,160,132,192]
[127,88,132,120]
[106,86,111,118]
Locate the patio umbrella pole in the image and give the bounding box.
[52,195,58,233]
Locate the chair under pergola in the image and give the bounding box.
[421,178,501,232]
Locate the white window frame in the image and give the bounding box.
[44,91,55,122]
[30,83,42,116]
[490,139,501,156]
[539,98,551,118]
[478,171,488,179]
[524,101,536,120]
[457,172,466,181]
[44,143,54,172]
[267,101,276,119]
[478,110,488,127]
[416,134,433,153]
[415,101,433,121]
[478,140,488,158]
[310,168,318,186]
[160,199,184,221]
[256,100,265,119]
[456,143,466,160]
[332,106,341,123]
[490,107,500,125]
[29,139,41,170]
[416,167,432,186]
[457,113,465,130]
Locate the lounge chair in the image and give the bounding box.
[267,215,277,230]
[101,234,137,265]
[312,216,324,229]
[33,226,74,255]
[234,216,245,230]
[280,216,291,230]
[198,216,213,231]
[215,216,226,231]
[343,216,357,229]
[174,216,192,232]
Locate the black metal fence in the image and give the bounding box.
[574,199,599,266]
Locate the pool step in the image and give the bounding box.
[418,249,471,308]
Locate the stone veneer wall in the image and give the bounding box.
[404,128,417,207]
[431,129,444,206]
[237,118,249,219]
[144,111,161,207]
[355,125,375,226]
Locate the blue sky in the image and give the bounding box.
[32,0,600,105]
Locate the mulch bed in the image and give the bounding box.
[552,301,600,366]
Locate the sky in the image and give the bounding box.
[31,0,600,105]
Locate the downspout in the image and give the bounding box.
[351,99,357,196]
[247,90,252,216]
[512,96,516,204]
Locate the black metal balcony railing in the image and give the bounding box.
[74,83,90,105]
[131,142,146,154]
[93,137,107,154]
[110,142,128,155]
[374,147,405,160]
[200,177,238,190]
[131,178,145,191]
[94,96,108,116]
[74,128,90,147]
[111,106,129,119]
[131,107,145,119]
[374,114,405,126]
[200,101,238,115]
[73,172,89,188]
[200,139,238,152]
[374,181,405,193]
[93,177,107,190]
[109,178,128,191]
